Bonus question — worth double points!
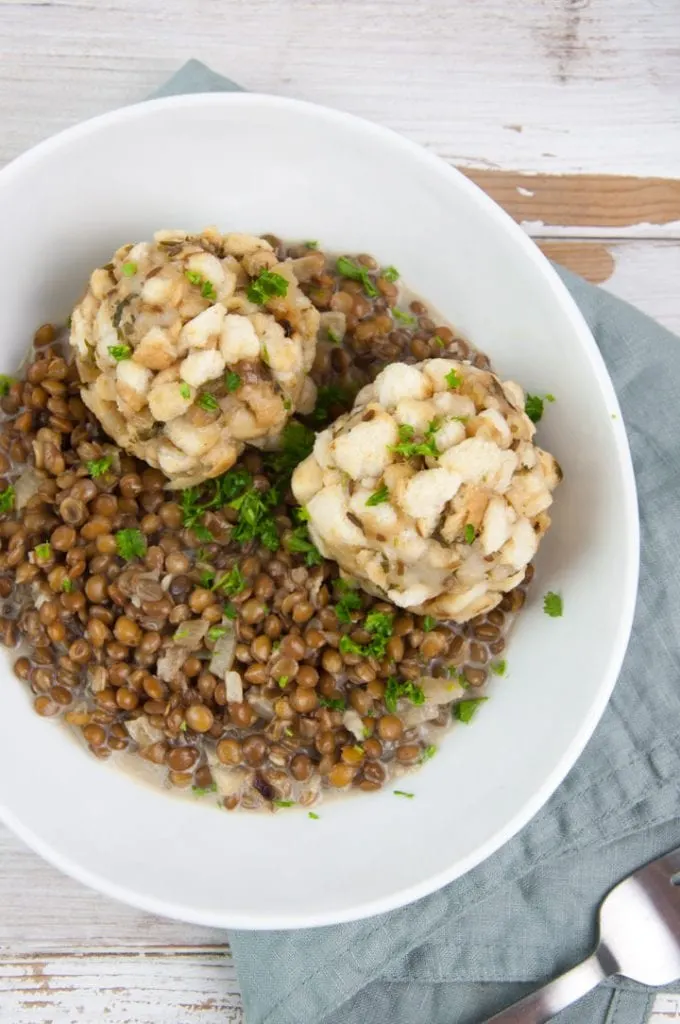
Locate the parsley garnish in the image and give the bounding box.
[223,603,237,620]
[115,529,147,561]
[185,270,202,285]
[340,612,394,659]
[334,580,362,624]
[121,261,137,277]
[392,308,416,326]
[433,336,446,349]
[207,626,228,641]
[34,543,51,560]
[384,676,425,713]
[108,345,132,361]
[181,465,281,551]
[197,393,219,412]
[336,256,378,298]
[179,382,191,400]
[464,523,476,544]
[389,420,440,460]
[366,484,390,507]
[247,270,289,304]
[86,456,113,478]
[309,384,354,427]
[305,240,319,249]
[0,485,15,514]
[382,266,399,283]
[278,676,289,689]
[212,565,246,597]
[445,368,462,389]
[422,616,436,632]
[201,279,217,302]
[455,698,488,723]
[192,783,217,796]
[179,721,188,732]
[263,420,315,480]
[326,328,340,344]
[421,744,437,762]
[543,592,563,617]
[225,371,242,393]
[61,578,74,593]
[308,811,320,819]
[285,524,323,567]
[273,799,294,808]
[491,659,507,676]
[0,375,15,396]
[318,695,347,712]
[526,393,554,423]
[394,790,414,798]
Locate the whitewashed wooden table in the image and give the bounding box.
[0,1,679,1020]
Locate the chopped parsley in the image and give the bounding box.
[389,420,440,460]
[278,675,289,689]
[264,420,315,480]
[207,626,229,641]
[463,523,476,544]
[273,799,294,808]
[223,603,237,620]
[366,484,390,507]
[184,269,217,302]
[285,524,323,567]
[394,790,415,799]
[382,266,399,283]
[185,270,202,285]
[201,279,217,302]
[305,240,319,250]
[108,345,132,361]
[421,744,437,762]
[86,455,113,478]
[34,543,51,560]
[115,529,147,561]
[181,465,280,551]
[179,721,188,732]
[212,565,246,597]
[433,336,446,349]
[334,580,362,624]
[121,261,137,277]
[526,393,554,423]
[336,256,378,298]
[384,676,425,713]
[318,695,347,712]
[60,578,74,593]
[247,269,289,304]
[0,375,15,396]
[308,384,354,427]
[445,368,462,389]
[308,811,320,819]
[543,591,563,618]
[225,371,242,393]
[392,308,417,326]
[0,485,15,514]
[192,783,217,796]
[491,659,507,676]
[422,616,436,633]
[326,328,341,344]
[454,698,488,724]
[179,382,191,400]
[197,392,219,412]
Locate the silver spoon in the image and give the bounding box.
[486,844,680,1022]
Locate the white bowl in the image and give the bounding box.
[0,93,638,929]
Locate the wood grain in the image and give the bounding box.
[537,241,616,283]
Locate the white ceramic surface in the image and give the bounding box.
[0,93,638,929]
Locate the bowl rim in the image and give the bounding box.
[0,90,640,929]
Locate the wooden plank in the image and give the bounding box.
[0,952,243,1024]
[537,241,616,283]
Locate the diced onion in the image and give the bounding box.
[209,625,236,678]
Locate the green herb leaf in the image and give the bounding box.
[115,528,147,561]
[389,419,440,460]
[185,269,202,285]
[308,384,354,427]
[108,345,132,362]
[382,266,399,283]
[121,261,137,277]
[0,485,15,514]
[318,695,347,712]
[334,580,362,625]
[61,577,74,593]
[192,783,218,796]
[0,375,15,396]
[525,394,545,423]
[543,591,563,617]
[207,626,229,641]
[225,371,242,393]
[223,602,237,620]
[247,270,289,304]
[392,308,416,325]
[34,543,51,560]
[305,240,319,250]
[86,455,113,478]
[385,676,425,714]
[179,721,188,732]
[201,279,217,302]
[421,744,437,762]
[545,393,556,403]
[197,392,219,412]
[454,697,488,724]
[445,368,462,389]
[278,675,289,689]
[422,616,436,633]
[326,328,341,344]
[433,335,446,349]
[491,659,507,676]
[308,811,320,819]
[464,523,476,544]
[366,484,390,507]
[336,256,378,298]
[394,790,415,798]
[285,524,323,567]
[212,565,246,597]
[273,799,294,808]
[179,382,191,400]
[264,419,316,480]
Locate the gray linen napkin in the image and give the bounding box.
[153,62,680,1024]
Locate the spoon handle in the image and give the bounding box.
[485,954,606,1023]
